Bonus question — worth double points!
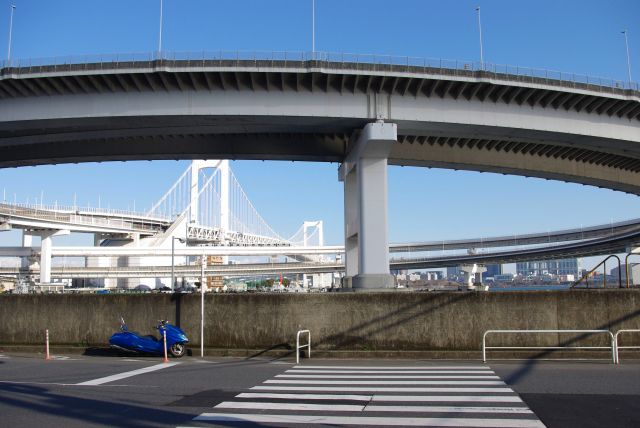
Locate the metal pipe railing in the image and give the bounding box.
[614,329,640,364]
[482,329,616,363]
[624,253,640,288]
[296,329,311,364]
[571,254,622,289]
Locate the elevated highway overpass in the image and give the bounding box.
[2,216,640,280]
[1,226,639,279]
[2,51,639,289]
[2,52,639,192]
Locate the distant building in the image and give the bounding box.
[494,273,514,282]
[483,264,502,280]
[611,264,640,285]
[516,258,582,277]
[446,266,461,279]
[420,271,442,281]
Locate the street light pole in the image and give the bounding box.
[200,253,206,358]
[312,0,315,57]
[171,237,175,292]
[158,0,163,54]
[622,29,633,86]
[7,5,16,64]
[475,6,484,70]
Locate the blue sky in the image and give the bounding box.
[0,0,639,272]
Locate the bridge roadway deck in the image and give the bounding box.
[1,53,639,193]
[2,199,639,253]
[1,226,638,278]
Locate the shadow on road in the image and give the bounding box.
[0,382,198,428]
[502,307,640,385]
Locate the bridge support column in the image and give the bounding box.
[340,122,396,290]
[40,233,53,284]
[37,229,69,284]
[21,231,33,269]
[460,264,488,291]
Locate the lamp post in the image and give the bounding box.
[200,253,206,358]
[158,0,164,54]
[622,29,632,86]
[7,4,16,64]
[475,6,484,70]
[311,0,316,58]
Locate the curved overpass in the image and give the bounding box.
[1,52,639,193]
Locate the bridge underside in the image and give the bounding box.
[2,115,640,194]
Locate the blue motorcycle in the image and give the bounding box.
[109,318,189,358]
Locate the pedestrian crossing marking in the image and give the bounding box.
[190,413,545,427]
[264,379,506,385]
[252,385,515,392]
[277,374,501,379]
[182,363,545,427]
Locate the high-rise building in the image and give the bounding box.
[516,258,582,277]
[446,266,461,279]
[483,264,502,279]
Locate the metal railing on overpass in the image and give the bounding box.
[1,50,637,93]
[0,202,167,234]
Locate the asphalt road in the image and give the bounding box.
[0,351,638,427]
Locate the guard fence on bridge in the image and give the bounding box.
[1,50,637,93]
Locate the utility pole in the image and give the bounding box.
[7,5,16,64]
[475,6,484,70]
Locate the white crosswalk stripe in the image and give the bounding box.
[181,363,546,427]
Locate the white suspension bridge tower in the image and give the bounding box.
[5,160,326,289]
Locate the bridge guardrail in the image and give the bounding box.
[482,329,616,363]
[0,202,167,233]
[614,329,640,364]
[1,50,637,93]
[296,329,311,364]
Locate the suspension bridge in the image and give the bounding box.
[0,159,326,288]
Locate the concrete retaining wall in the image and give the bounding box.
[1,290,639,351]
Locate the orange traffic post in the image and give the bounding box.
[45,329,50,360]
[163,330,169,363]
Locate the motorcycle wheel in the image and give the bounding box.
[169,343,186,358]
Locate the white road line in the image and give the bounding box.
[287,369,494,374]
[236,392,524,404]
[372,395,523,403]
[252,386,515,393]
[293,365,491,370]
[215,401,365,412]
[365,405,533,414]
[278,374,501,379]
[192,413,546,427]
[75,362,179,386]
[265,379,506,385]
[237,392,373,401]
[0,380,142,387]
